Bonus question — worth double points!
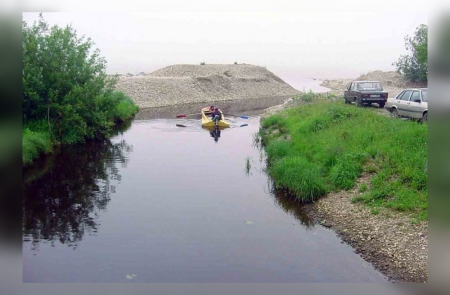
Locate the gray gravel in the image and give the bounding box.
[114,64,301,108]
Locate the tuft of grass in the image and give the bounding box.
[269,156,327,203]
[371,208,380,215]
[359,183,368,193]
[22,127,52,165]
[244,156,252,175]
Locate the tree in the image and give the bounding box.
[393,24,428,83]
[23,14,119,144]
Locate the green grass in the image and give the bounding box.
[22,122,53,165]
[245,156,252,175]
[260,100,427,221]
[108,91,139,122]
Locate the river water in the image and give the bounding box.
[22,109,387,283]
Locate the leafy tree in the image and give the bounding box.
[23,14,121,144]
[393,24,428,83]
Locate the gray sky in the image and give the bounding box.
[22,1,431,79]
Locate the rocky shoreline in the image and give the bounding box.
[301,174,428,283]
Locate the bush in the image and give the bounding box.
[22,14,139,162]
[392,24,428,83]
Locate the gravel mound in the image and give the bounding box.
[114,64,301,108]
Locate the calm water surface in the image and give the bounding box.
[22,115,387,283]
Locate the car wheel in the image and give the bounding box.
[379,102,385,108]
[422,112,428,123]
[355,98,362,107]
[391,108,399,118]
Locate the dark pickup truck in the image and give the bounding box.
[344,81,388,108]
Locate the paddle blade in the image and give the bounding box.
[176,114,187,118]
[240,124,248,127]
[240,116,249,119]
[176,124,187,127]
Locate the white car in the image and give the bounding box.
[385,88,428,123]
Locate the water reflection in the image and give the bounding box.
[267,180,315,229]
[22,136,134,250]
[203,126,227,143]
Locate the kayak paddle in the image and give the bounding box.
[223,114,249,119]
[176,113,201,118]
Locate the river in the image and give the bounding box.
[22,107,387,283]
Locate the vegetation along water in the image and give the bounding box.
[259,99,427,222]
[22,14,139,166]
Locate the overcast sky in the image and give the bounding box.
[22,1,431,80]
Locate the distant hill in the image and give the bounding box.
[114,64,301,108]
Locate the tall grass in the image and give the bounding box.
[109,91,140,122]
[260,101,427,220]
[23,123,52,165]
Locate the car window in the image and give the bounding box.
[359,82,382,90]
[395,91,404,99]
[352,83,358,91]
[421,90,428,102]
[399,90,412,101]
[410,91,420,102]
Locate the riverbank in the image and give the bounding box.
[302,174,427,283]
[259,98,428,283]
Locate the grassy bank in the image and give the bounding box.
[259,99,427,221]
[23,91,139,166]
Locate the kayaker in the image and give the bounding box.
[211,107,222,123]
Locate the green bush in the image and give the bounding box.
[22,14,139,163]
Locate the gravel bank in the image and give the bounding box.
[114,64,301,108]
[302,174,428,283]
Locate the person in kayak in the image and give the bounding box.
[211,107,222,125]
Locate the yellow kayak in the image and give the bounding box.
[201,107,230,128]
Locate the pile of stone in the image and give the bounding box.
[114,64,301,108]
